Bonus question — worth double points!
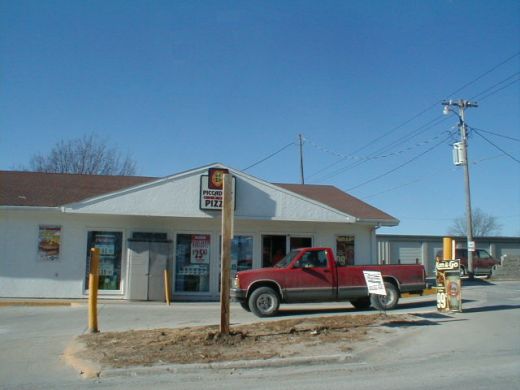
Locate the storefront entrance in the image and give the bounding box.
[262,235,312,267]
[127,237,172,301]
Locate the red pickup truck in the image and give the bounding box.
[231,247,426,317]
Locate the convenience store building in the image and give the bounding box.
[0,164,398,301]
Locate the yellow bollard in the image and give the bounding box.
[443,237,452,261]
[88,248,100,333]
[163,269,171,305]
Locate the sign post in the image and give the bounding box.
[220,173,234,334]
[436,237,462,313]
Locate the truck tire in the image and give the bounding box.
[350,297,371,310]
[239,301,251,312]
[370,282,400,310]
[248,286,280,317]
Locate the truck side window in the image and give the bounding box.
[297,251,327,268]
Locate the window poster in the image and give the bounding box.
[85,231,123,290]
[336,236,355,266]
[38,225,61,261]
[190,234,210,264]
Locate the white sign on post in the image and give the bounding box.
[362,271,387,296]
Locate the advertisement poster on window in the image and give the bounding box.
[191,234,210,264]
[38,225,61,261]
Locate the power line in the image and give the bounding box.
[476,77,520,102]
[448,51,520,98]
[314,121,453,183]
[307,130,451,168]
[242,142,295,171]
[472,128,520,164]
[362,154,505,200]
[309,52,520,181]
[470,71,520,101]
[471,127,520,143]
[344,133,452,192]
[308,116,448,180]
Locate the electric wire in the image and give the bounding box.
[344,133,453,192]
[475,77,520,102]
[242,142,295,171]
[314,119,452,183]
[471,128,520,164]
[471,127,520,143]
[308,51,520,182]
[470,71,520,101]
[362,154,505,200]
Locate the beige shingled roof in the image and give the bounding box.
[0,171,397,224]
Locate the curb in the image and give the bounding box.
[0,300,73,307]
[100,353,356,378]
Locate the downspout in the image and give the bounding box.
[371,224,381,265]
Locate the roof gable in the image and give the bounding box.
[0,167,398,225]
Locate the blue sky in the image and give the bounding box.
[1,0,519,236]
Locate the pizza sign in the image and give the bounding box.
[200,168,236,210]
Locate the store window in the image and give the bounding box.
[262,235,312,267]
[336,236,355,266]
[262,235,286,267]
[219,235,253,276]
[290,236,312,251]
[175,234,210,293]
[85,231,123,290]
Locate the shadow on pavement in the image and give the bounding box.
[277,307,354,317]
[462,278,495,287]
[383,319,439,327]
[462,304,520,313]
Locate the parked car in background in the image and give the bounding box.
[435,248,500,277]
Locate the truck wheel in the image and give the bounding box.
[239,301,251,312]
[248,287,280,317]
[370,282,400,310]
[350,297,371,310]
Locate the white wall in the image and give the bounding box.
[63,168,354,223]
[0,208,375,299]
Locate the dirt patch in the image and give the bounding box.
[76,314,412,369]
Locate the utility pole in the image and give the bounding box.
[442,99,478,278]
[299,134,305,184]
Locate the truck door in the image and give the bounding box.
[284,249,335,302]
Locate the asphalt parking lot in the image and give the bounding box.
[2,279,516,389]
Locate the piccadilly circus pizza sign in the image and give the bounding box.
[199,168,236,210]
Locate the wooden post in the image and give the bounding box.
[88,248,100,333]
[164,269,171,305]
[220,173,233,334]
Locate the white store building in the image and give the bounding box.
[0,164,398,301]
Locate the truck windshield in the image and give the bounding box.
[274,250,300,268]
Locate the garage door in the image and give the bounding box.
[394,243,422,264]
